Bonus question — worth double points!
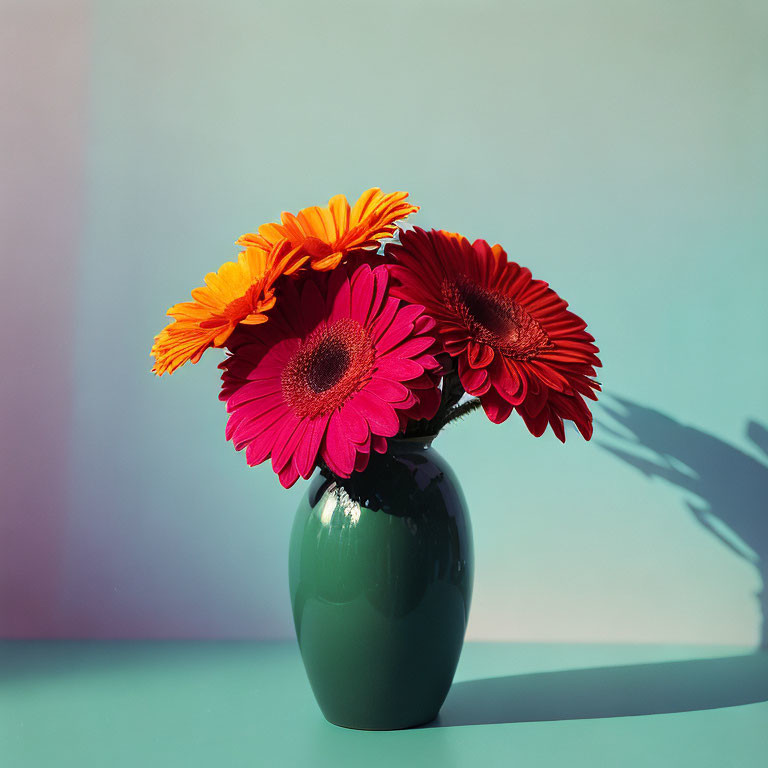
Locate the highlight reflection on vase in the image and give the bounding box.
[289,438,473,730]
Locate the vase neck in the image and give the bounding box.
[388,434,436,451]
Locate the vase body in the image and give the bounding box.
[288,439,473,730]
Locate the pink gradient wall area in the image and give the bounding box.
[0,1,88,636]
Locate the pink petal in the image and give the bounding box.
[336,401,369,444]
[328,269,351,321]
[371,434,388,454]
[245,436,275,466]
[353,389,400,437]
[391,303,423,327]
[397,391,418,410]
[231,403,288,451]
[300,278,328,330]
[278,463,300,489]
[384,335,435,359]
[244,338,299,379]
[367,265,390,323]
[275,280,308,339]
[413,353,441,372]
[243,410,291,465]
[411,385,441,421]
[350,264,375,324]
[373,356,424,382]
[271,414,304,474]
[366,376,411,404]
[413,312,435,335]
[375,318,415,355]
[294,414,329,479]
[354,449,371,473]
[324,411,356,475]
[224,382,282,411]
[322,448,351,478]
[370,297,399,339]
[227,401,283,446]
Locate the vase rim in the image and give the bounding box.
[390,433,438,447]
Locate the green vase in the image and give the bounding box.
[288,437,473,730]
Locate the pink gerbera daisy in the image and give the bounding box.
[219,264,442,488]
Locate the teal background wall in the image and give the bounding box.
[2,0,767,644]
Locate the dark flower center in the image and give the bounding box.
[282,318,375,418]
[443,276,551,359]
[306,338,351,393]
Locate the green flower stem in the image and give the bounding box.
[439,398,482,429]
[403,363,480,439]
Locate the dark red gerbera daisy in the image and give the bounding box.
[387,228,601,441]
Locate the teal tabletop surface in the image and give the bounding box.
[1,641,766,768]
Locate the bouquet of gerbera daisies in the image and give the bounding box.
[151,188,601,488]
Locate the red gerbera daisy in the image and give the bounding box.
[219,264,443,487]
[387,228,601,441]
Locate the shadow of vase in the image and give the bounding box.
[427,653,768,726]
[425,395,768,728]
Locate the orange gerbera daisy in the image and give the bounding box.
[236,188,418,272]
[151,239,304,376]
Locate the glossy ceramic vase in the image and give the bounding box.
[289,438,473,730]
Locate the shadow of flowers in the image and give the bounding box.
[597,396,768,647]
[426,396,768,727]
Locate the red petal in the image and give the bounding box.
[480,388,514,424]
[458,355,491,395]
[467,341,494,369]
